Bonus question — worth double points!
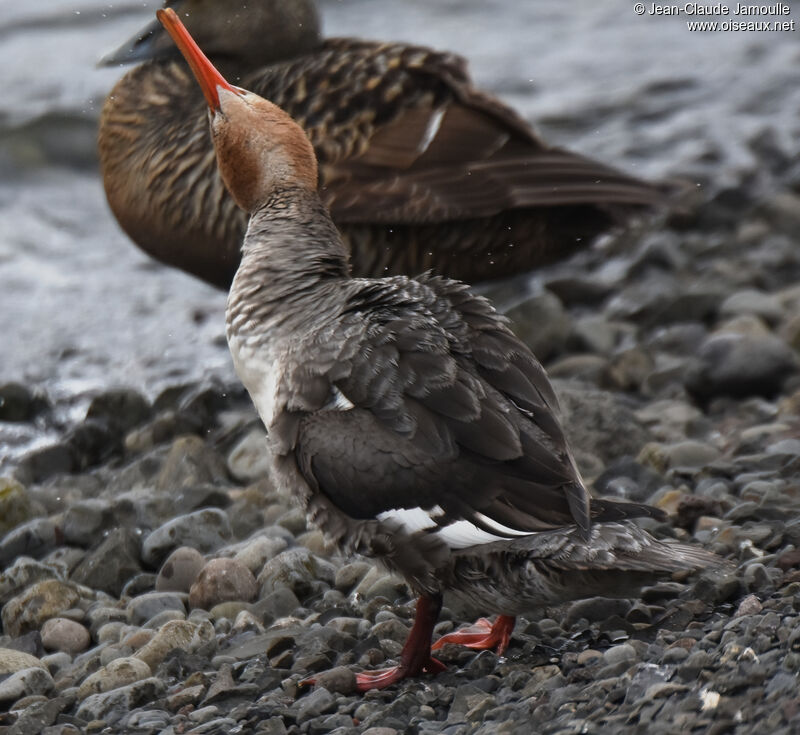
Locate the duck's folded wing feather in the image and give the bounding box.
[279,276,593,545]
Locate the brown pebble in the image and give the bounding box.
[40,617,91,655]
[156,547,206,593]
[734,594,762,618]
[188,557,257,610]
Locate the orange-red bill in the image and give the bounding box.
[156,7,243,110]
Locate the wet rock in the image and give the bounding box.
[77,656,152,699]
[40,618,90,655]
[603,643,637,666]
[75,677,165,727]
[0,666,54,704]
[227,428,270,483]
[155,546,205,593]
[127,592,186,626]
[685,332,798,401]
[0,517,60,567]
[64,418,123,471]
[0,382,45,422]
[155,435,229,491]
[14,443,75,484]
[296,686,337,724]
[231,533,290,574]
[86,389,151,434]
[309,665,357,695]
[71,527,142,597]
[61,499,116,548]
[188,558,257,610]
[133,619,214,671]
[2,580,81,638]
[258,548,336,603]
[0,477,36,535]
[141,508,233,567]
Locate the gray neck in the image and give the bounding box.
[226,187,350,338]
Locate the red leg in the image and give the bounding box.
[431,614,516,656]
[301,594,446,692]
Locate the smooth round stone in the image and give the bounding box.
[127,592,186,626]
[505,288,571,361]
[257,548,336,602]
[75,677,165,727]
[0,666,54,704]
[232,534,289,574]
[227,428,270,483]
[189,558,257,610]
[209,601,252,622]
[41,652,72,676]
[0,648,46,675]
[141,509,233,567]
[1,580,81,638]
[603,643,637,666]
[77,656,152,700]
[0,517,61,569]
[685,332,798,401]
[719,289,783,325]
[133,619,214,671]
[155,435,229,492]
[41,618,91,654]
[155,546,205,593]
[0,382,41,422]
[61,500,116,548]
[143,609,186,630]
[86,389,151,434]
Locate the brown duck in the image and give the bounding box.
[157,8,720,691]
[100,0,665,289]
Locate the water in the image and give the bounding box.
[0,0,797,446]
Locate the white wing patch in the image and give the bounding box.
[474,512,532,537]
[435,520,508,549]
[377,505,444,534]
[418,108,446,155]
[327,386,355,411]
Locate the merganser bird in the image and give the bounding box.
[156,8,719,691]
[101,0,665,289]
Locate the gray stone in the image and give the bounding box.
[0,666,54,704]
[155,435,229,491]
[505,288,571,361]
[227,428,271,483]
[685,332,798,401]
[0,517,61,568]
[719,289,783,325]
[189,557,257,610]
[296,686,336,724]
[126,591,186,626]
[231,534,290,573]
[142,508,233,566]
[75,677,165,726]
[61,499,116,548]
[155,546,205,593]
[71,527,142,597]
[257,548,336,603]
[603,643,637,666]
[0,382,44,422]
[86,389,151,434]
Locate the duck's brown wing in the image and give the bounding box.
[247,39,664,226]
[279,274,594,545]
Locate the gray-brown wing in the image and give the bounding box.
[286,275,592,546]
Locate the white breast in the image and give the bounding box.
[227,332,285,428]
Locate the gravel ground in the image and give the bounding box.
[2,1,800,733]
[1,157,800,733]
